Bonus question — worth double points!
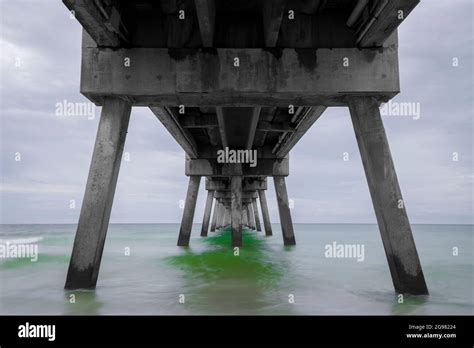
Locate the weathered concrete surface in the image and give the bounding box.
[273,176,296,245]
[201,190,214,237]
[252,198,262,231]
[65,97,131,289]
[231,176,242,246]
[274,106,326,157]
[81,46,399,106]
[150,107,199,158]
[348,96,428,295]
[177,176,201,246]
[258,189,272,236]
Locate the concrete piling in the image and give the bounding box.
[65,98,131,289]
[273,176,296,246]
[252,198,262,232]
[348,97,428,295]
[177,176,201,246]
[201,190,214,237]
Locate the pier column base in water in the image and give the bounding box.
[258,190,272,236]
[177,176,201,246]
[210,200,218,232]
[231,176,243,247]
[248,203,256,230]
[348,96,428,295]
[217,202,225,229]
[273,176,296,246]
[65,97,131,289]
[201,190,214,237]
[252,198,262,232]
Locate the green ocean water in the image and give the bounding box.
[0,223,472,315]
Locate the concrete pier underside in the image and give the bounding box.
[64,0,427,295]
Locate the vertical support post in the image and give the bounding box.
[258,190,272,236]
[273,176,296,245]
[65,97,131,289]
[231,176,242,247]
[223,207,230,227]
[252,198,262,231]
[217,202,225,229]
[201,190,214,237]
[248,204,256,230]
[242,204,248,228]
[177,176,201,246]
[348,96,428,295]
[210,199,218,232]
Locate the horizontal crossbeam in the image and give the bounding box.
[81,37,399,106]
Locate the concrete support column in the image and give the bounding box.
[242,204,248,228]
[348,96,428,295]
[177,176,201,246]
[201,190,214,237]
[223,207,230,227]
[231,176,243,247]
[65,98,131,289]
[273,176,296,245]
[217,202,225,229]
[252,198,262,232]
[248,204,256,230]
[258,190,272,236]
[210,199,218,232]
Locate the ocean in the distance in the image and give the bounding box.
[0,223,472,315]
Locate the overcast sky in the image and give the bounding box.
[0,0,472,224]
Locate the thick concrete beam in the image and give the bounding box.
[215,107,228,148]
[262,0,286,47]
[65,98,131,289]
[177,176,201,246]
[81,47,399,106]
[150,107,199,158]
[274,106,326,158]
[185,156,289,177]
[206,178,267,191]
[273,176,296,245]
[258,121,295,133]
[359,1,419,47]
[180,114,295,133]
[252,198,262,232]
[194,0,215,47]
[200,190,214,237]
[231,176,243,246]
[64,0,121,47]
[214,191,259,201]
[210,198,217,232]
[258,190,272,236]
[246,107,261,149]
[348,96,428,295]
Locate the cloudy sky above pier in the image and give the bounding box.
[0,0,472,224]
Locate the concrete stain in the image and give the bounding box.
[295,49,317,70]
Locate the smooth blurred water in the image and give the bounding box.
[0,223,472,315]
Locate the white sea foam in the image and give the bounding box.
[0,236,43,244]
